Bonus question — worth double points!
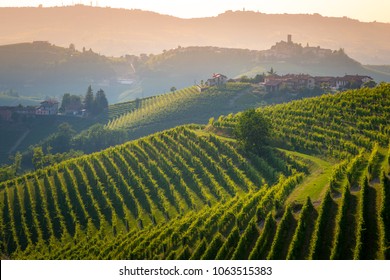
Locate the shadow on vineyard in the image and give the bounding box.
[0,84,389,259]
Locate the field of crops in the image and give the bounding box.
[1,84,389,259]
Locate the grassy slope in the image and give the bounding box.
[283,149,333,205]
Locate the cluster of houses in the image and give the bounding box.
[197,72,374,94]
[0,99,59,122]
[262,74,374,93]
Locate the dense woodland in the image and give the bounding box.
[0,84,389,259]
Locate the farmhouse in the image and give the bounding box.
[334,75,372,89]
[35,99,59,115]
[263,74,315,92]
[206,73,228,87]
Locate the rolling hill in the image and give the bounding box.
[0,82,263,166]
[1,83,389,259]
[0,41,134,103]
[2,41,390,105]
[1,6,390,64]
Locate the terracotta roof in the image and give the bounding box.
[264,80,282,86]
[212,73,227,78]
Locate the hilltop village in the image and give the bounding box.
[198,71,374,94]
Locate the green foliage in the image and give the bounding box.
[72,124,128,153]
[84,86,94,112]
[362,80,377,88]
[329,160,349,190]
[381,172,390,259]
[215,227,240,260]
[60,93,82,113]
[274,173,304,209]
[367,143,382,181]
[1,126,293,258]
[354,176,369,259]
[201,232,224,260]
[94,89,109,115]
[309,189,335,259]
[32,147,44,170]
[190,239,207,260]
[1,84,390,260]
[345,152,366,185]
[233,109,271,152]
[330,184,352,260]
[231,218,259,260]
[267,206,296,260]
[0,152,22,181]
[49,123,76,153]
[248,212,276,260]
[287,197,316,259]
[216,84,390,157]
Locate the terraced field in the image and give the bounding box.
[1,84,389,259]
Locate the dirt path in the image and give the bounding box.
[8,129,30,154]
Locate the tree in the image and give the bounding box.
[60,93,82,113]
[60,93,71,112]
[267,67,277,75]
[32,147,44,170]
[253,73,265,83]
[234,109,271,152]
[84,85,94,112]
[94,89,108,114]
[362,80,377,88]
[170,86,177,93]
[239,75,250,83]
[12,152,22,176]
[50,123,76,153]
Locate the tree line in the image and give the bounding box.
[60,86,108,116]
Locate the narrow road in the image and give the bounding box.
[8,129,30,154]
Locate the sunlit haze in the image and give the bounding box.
[0,0,389,23]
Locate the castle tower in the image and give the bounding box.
[287,34,292,43]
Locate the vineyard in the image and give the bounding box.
[107,86,200,129]
[1,84,389,259]
[106,83,253,131]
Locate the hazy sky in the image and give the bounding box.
[0,0,389,23]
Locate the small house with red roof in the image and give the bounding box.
[35,99,59,115]
[206,73,228,87]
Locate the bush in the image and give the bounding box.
[233,109,271,152]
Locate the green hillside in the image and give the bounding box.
[0,82,260,167]
[106,83,261,132]
[1,84,389,259]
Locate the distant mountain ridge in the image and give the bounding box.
[1,39,390,104]
[0,6,390,64]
